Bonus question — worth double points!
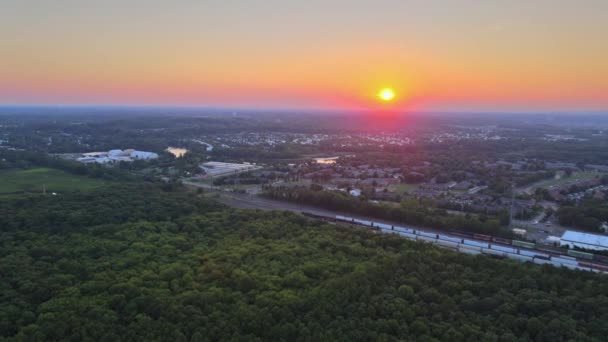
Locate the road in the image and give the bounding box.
[511,201,566,243]
[185,179,576,246]
[184,179,331,213]
[185,180,549,240]
[184,180,572,245]
[184,180,436,231]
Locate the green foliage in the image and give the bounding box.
[0,168,108,195]
[1,185,607,340]
[0,149,136,182]
[264,186,507,236]
[557,199,608,232]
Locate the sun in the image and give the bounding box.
[378,88,395,102]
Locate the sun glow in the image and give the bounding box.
[378,88,395,102]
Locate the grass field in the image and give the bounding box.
[539,171,602,189]
[389,183,419,195]
[0,168,108,195]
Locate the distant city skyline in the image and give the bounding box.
[1,0,607,112]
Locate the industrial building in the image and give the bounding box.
[199,161,260,177]
[560,230,608,251]
[77,149,158,164]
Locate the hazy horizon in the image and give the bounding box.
[2,0,607,112]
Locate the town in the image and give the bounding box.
[3,113,606,252]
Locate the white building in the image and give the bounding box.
[560,230,608,251]
[130,151,159,160]
[349,188,362,197]
[108,149,126,157]
[77,149,158,164]
[512,228,527,236]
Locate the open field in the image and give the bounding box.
[0,168,108,195]
[540,171,602,189]
[389,183,419,195]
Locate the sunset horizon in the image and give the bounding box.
[2,0,607,113]
[3,2,608,339]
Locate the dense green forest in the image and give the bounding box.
[2,185,608,341]
[557,198,608,233]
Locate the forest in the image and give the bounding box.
[2,184,607,341]
[557,198,608,232]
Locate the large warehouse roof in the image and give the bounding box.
[561,230,608,250]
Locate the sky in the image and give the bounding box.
[1,0,607,112]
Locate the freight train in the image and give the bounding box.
[302,212,608,274]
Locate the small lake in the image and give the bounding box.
[166,147,188,157]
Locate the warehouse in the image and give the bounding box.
[560,230,608,251]
[77,149,158,163]
[199,161,260,177]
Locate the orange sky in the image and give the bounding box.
[1,0,607,112]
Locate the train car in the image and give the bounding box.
[593,264,608,273]
[594,255,608,264]
[519,249,550,259]
[492,237,512,245]
[533,257,552,265]
[353,218,372,226]
[336,215,355,223]
[375,222,393,230]
[450,231,473,239]
[379,227,396,234]
[550,260,567,268]
[436,240,459,249]
[579,261,608,273]
[463,239,489,249]
[536,246,563,256]
[505,252,533,263]
[567,250,594,260]
[398,232,417,240]
[417,231,438,239]
[512,240,535,249]
[551,256,579,266]
[437,234,462,244]
[459,246,482,255]
[417,235,437,244]
[490,244,518,254]
[394,226,415,234]
[458,244,482,252]
[473,233,492,241]
[561,263,591,272]
[482,248,506,258]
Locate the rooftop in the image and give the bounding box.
[561,230,608,248]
